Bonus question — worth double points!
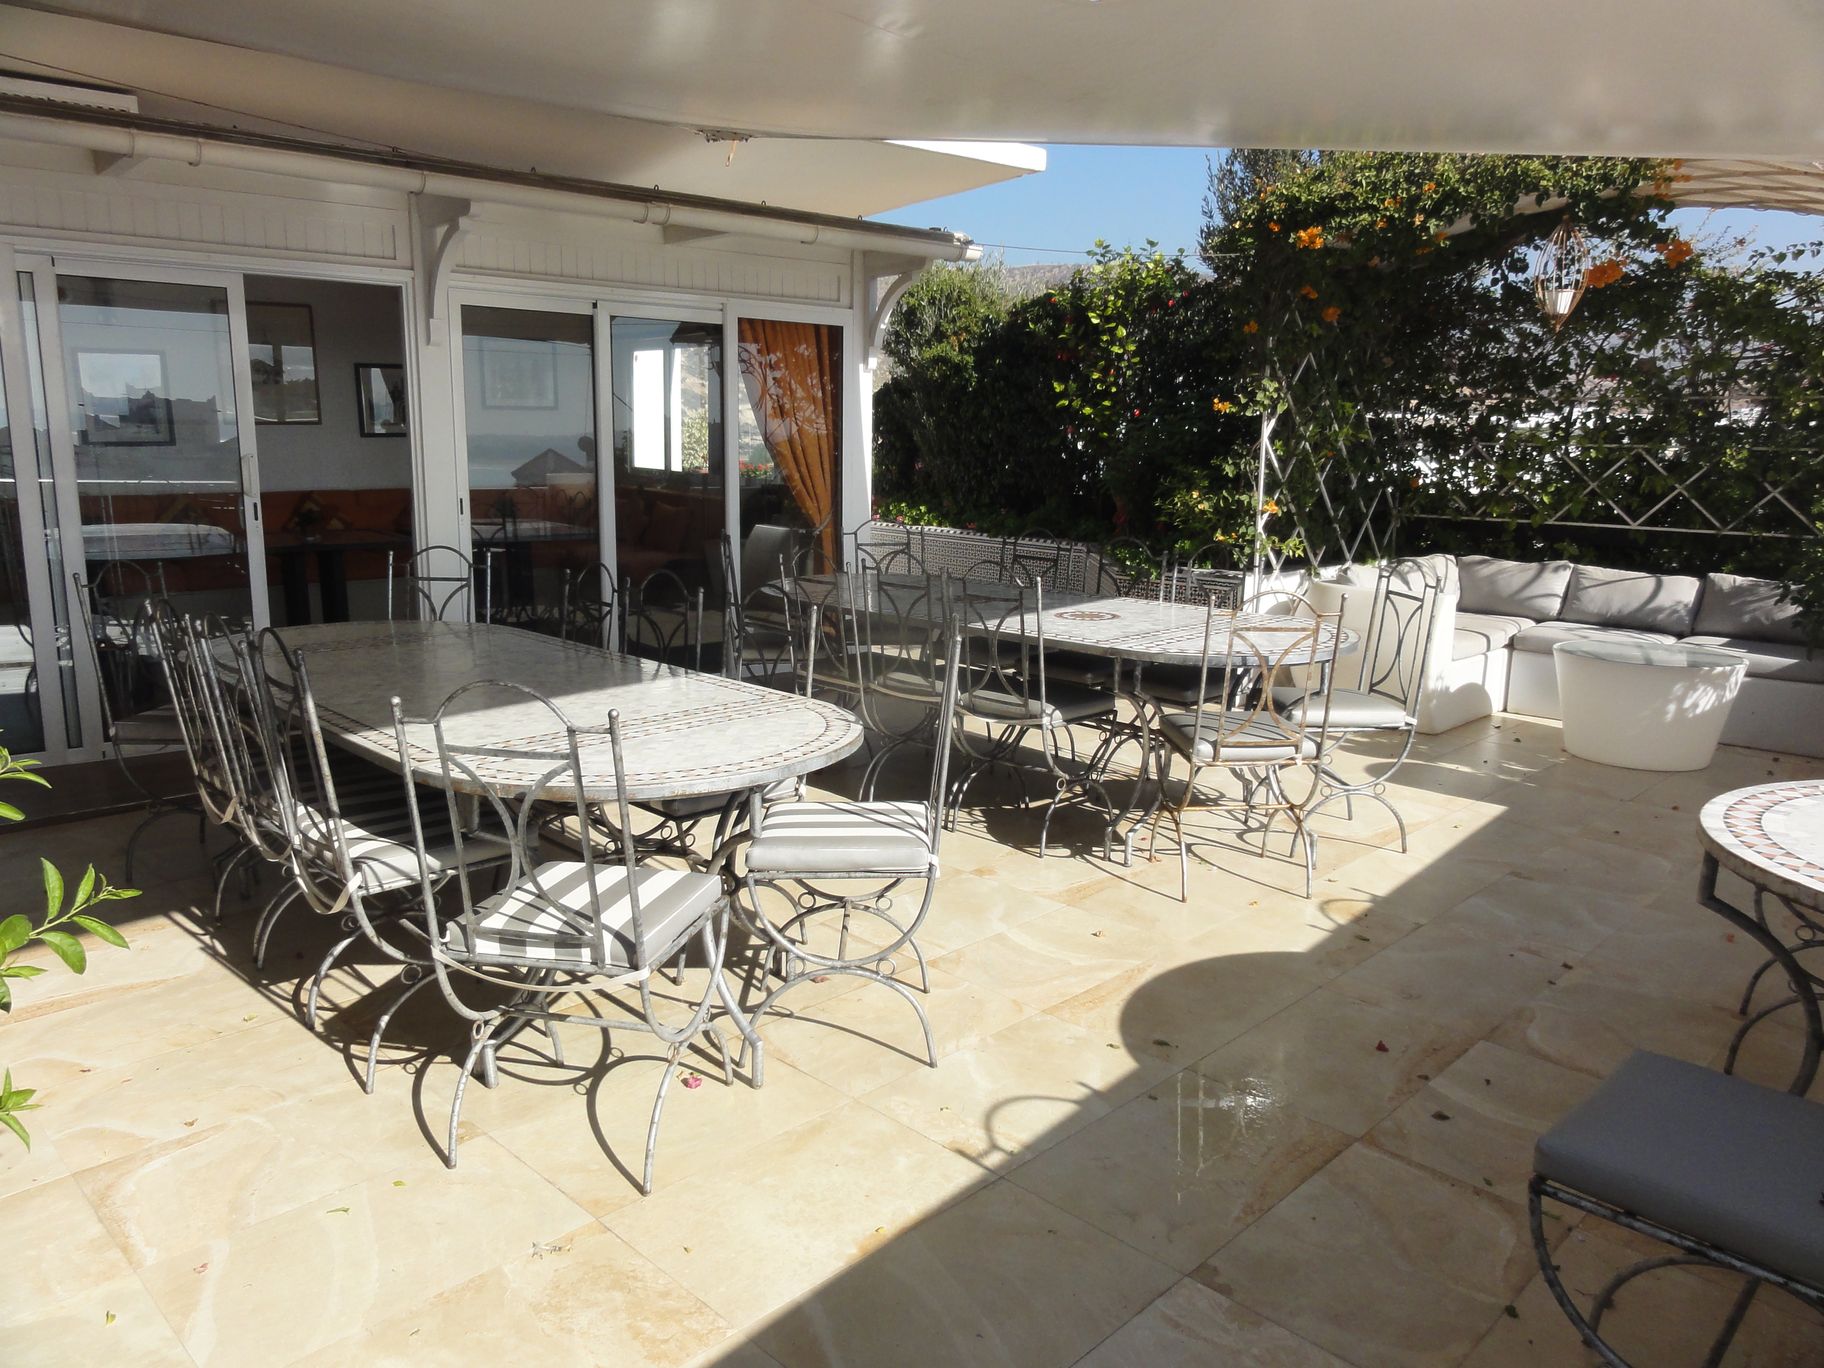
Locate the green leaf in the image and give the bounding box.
[72,915,128,950]
[0,979,9,1012]
[37,930,85,974]
[0,1108,30,1150]
[40,859,63,921]
[73,865,95,910]
[0,964,45,979]
[0,914,29,953]
[0,802,22,822]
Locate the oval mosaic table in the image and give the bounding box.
[263,621,865,803]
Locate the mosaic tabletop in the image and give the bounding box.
[1699,780,1824,914]
[789,573,1352,668]
[265,621,864,803]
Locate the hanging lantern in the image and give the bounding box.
[1533,218,1592,331]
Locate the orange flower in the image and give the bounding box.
[1293,226,1325,250]
[1431,230,1448,245]
[1422,181,1437,193]
[1374,217,1388,229]
[1657,237,1695,267]
[1584,258,1625,289]
[1242,319,1260,334]
[1299,284,1320,300]
[1262,499,1281,516]
[1382,196,1401,209]
[1268,221,1282,233]
[1211,397,1235,413]
[1320,305,1342,323]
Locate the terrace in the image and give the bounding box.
[2,5,1824,1367]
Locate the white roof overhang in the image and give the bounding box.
[10,0,1824,160]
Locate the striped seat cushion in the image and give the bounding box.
[1158,710,1317,765]
[746,800,934,876]
[446,864,722,969]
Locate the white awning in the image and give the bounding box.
[13,0,1824,161]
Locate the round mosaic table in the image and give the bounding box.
[1697,780,1824,1091]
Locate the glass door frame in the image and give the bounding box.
[15,250,269,763]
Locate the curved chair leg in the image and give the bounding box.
[251,884,303,968]
[305,926,368,1031]
[212,842,255,924]
[363,969,432,1094]
[642,1048,682,1195]
[1529,1183,1633,1368]
[750,963,937,1070]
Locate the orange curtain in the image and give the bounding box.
[738,319,840,567]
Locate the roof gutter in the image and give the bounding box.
[0,96,981,263]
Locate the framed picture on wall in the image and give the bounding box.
[247,302,320,424]
[479,336,559,408]
[355,363,409,437]
[74,349,175,446]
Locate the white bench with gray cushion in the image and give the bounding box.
[1387,553,1823,757]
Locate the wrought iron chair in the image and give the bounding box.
[1278,559,1442,852]
[623,567,703,671]
[242,630,512,1030]
[1147,598,1339,897]
[736,620,965,1083]
[849,566,949,797]
[386,544,490,623]
[389,681,737,1193]
[947,577,1125,856]
[558,562,620,649]
[1529,892,1824,1368]
[70,571,201,880]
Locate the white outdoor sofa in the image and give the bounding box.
[1308,555,1824,759]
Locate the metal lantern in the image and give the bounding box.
[1533,218,1592,331]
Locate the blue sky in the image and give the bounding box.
[879,145,1821,266]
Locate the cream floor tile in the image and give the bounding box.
[2,1271,192,1367]
[1075,1278,1348,1368]
[680,1341,783,1368]
[0,1128,71,1201]
[1462,1225,1824,1367]
[484,1054,848,1216]
[1199,1145,1551,1368]
[0,1174,135,1322]
[1329,920,1565,1036]
[1572,914,1774,1013]
[1009,1070,1352,1272]
[1316,844,1514,926]
[861,1010,1175,1170]
[1366,1040,1599,1206]
[1488,967,1745,1080]
[34,1017,359,1171]
[605,1101,989,1329]
[137,1135,591,1366]
[930,900,1161,1012]
[74,1081,468,1269]
[1435,873,1662,958]
[751,1179,1178,1368]
[755,964,1034,1097]
[1046,949,1327,1070]
[911,871,1078,955]
[1192,988,1480,1137]
[295,1222,733,1368]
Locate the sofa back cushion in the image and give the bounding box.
[1456,555,1573,620]
[1560,564,1703,635]
[1693,573,1807,645]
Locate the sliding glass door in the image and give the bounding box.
[458,304,597,631]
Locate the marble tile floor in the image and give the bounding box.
[3,713,1824,1366]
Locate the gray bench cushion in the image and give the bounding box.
[1534,1051,1824,1289]
[1279,687,1411,730]
[1693,573,1809,647]
[1682,636,1824,685]
[1511,621,1675,655]
[1453,611,1535,659]
[1561,564,1704,635]
[1457,555,1573,619]
[1159,710,1318,764]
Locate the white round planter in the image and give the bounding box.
[1553,638,1748,771]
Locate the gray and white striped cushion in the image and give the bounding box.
[446,863,721,969]
[1158,710,1317,765]
[746,800,934,876]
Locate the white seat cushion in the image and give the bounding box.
[1158,710,1317,765]
[1511,621,1675,655]
[958,678,1116,727]
[746,800,934,875]
[1682,636,1824,685]
[1277,687,1412,731]
[447,863,721,969]
[1451,611,1535,659]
